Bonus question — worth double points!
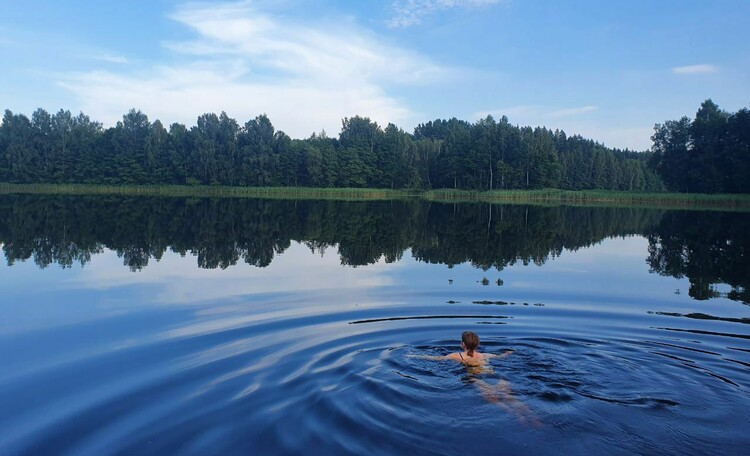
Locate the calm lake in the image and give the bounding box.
[0,195,748,455]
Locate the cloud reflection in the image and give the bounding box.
[66,242,400,305]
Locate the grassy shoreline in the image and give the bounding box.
[1,183,749,210]
[422,189,750,210]
[0,183,412,200]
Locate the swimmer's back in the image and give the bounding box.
[447,351,485,367]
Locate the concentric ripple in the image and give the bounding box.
[2,237,750,455]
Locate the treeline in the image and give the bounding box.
[651,99,750,193]
[0,108,662,191]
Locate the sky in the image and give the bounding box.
[0,0,748,150]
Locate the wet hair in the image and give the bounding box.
[462,331,480,357]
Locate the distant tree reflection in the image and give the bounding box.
[3,194,747,303]
[647,211,750,303]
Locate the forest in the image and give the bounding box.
[650,99,750,193]
[0,107,662,191]
[1,100,747,193]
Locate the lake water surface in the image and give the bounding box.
[0,196,748,455]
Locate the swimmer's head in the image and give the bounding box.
[461,331,479,356]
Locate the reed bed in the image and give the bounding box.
[1,183,748,210]
[422,189,750,210]
[0,183,416,201]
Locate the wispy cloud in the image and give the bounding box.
[89,53,129,64]
[59,1,451,137]
[548,105,598,117]
[474,104,598,121]
[672,64,718,75]
[473,105,538,120]
[472,105,652,150]
[388,0,507,28]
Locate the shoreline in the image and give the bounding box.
[1,183,749,210]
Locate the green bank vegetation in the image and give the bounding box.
[0,183,410,201]
[422,189,750,210]
[2,183,749,210]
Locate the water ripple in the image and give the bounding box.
[2,300,749,455]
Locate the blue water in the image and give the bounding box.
[0,200,749,455]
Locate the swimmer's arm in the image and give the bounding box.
[406,354,455,361]
[486,350,514,359]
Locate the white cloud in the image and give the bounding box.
[574,126,653,151]
[59,1,450,137]
[388,0,507,28]
[672,64,718,75]
[472,105,651,150]
[474,105,539,119]
[90,54,129,64]
[473,104,598,121]
[548,105,598,117]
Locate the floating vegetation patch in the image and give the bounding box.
[649,311,750,325]
[473,300,510,305]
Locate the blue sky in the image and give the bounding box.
[1,0,748,150]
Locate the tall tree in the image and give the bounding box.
[650,117,691,192]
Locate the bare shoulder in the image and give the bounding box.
[445,352,463,362]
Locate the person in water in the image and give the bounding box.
[445,331,513,367]
[419,331,513,367]
[419,331,538,426]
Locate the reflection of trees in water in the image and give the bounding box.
[0,196,416,271]
[412,204,663,270]
[3,194,746,303]
[647,211,750,303]
[0,195,666,274]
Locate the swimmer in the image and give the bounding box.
[445,331,513,367]
[416,331,538,426]
[416,331,513,369]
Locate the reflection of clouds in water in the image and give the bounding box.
[549,236,648,266]
[495,236,676,307]
[66,242,401,304]
[502,237,649,288]
[589,235,647,256]
[540,267,589,274]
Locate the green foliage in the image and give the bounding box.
[0,107,664,192]
[650,99,750,193]
[4,183,748,211]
